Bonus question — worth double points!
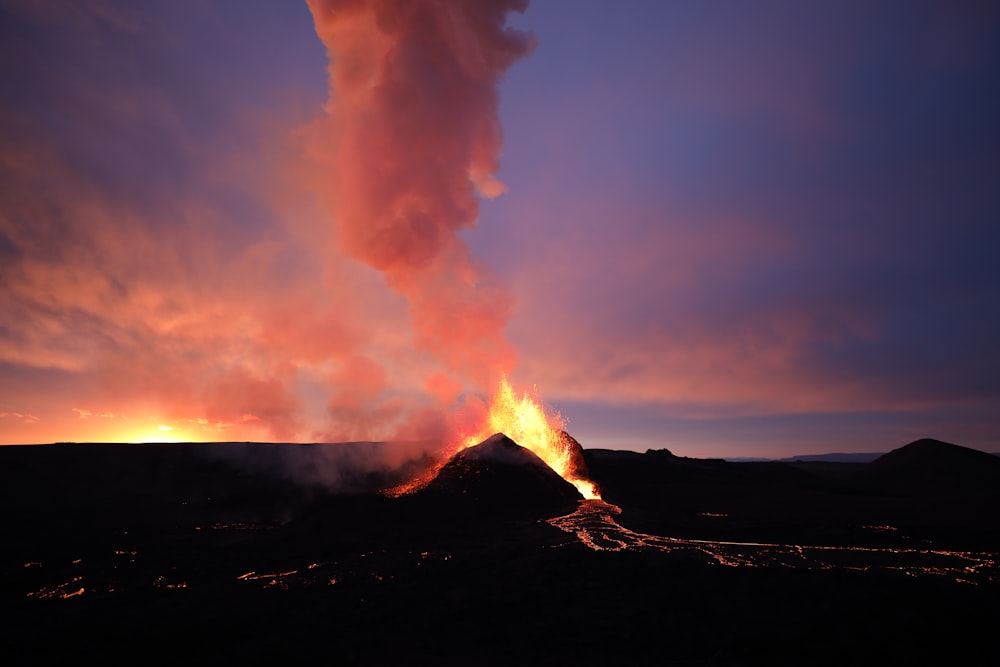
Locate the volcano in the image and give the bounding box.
[6,437,1000,665]
[417,433,583,517]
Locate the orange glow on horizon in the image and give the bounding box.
[40,407,283,445]
[93,417,257,444]
[111,423,189,444]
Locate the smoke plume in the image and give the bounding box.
[0,1,534,460]
[306,0,535,398]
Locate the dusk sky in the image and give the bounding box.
[2,0,998,458]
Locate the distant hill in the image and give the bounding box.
[864,438,1000,491]
[778,452,884,463]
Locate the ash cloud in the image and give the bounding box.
[0,0,534,476]
[305,0,535,392]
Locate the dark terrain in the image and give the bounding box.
[2,437,998,665]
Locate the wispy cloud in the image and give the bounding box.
[0,411,40,424]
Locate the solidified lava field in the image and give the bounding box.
[2,438,998,665]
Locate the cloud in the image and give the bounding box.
[0,411,40,424]
[71,409,118,420]
[475,1,1000,439]
[0,1,387,443]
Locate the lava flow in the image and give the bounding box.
[548,500,1000,585]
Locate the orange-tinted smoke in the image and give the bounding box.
[306,0,534,392]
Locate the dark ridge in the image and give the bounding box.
[871,438,1000,467]
[865,438,1000,491]
[416,433,582,517]
[0,441,433,500]
[778,452,884,463]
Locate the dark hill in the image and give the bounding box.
[865,438,1000,491]
[416,433,582,517]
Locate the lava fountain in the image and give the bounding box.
[460,377,600,499]
[385,376,601,499]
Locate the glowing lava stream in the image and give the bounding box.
[548,500,1000,585]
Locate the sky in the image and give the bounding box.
[1,0,999,458]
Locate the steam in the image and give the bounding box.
[201,440,441,496]
[306,0,535,396]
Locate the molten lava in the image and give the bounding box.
[383,377,601,499]
[461,377,601,500]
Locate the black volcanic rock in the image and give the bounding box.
[417,433,582,517]
[866,438,1000,491]
[6,439,1000,665]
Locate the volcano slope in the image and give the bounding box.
[416,433,582,514]
[3,436,998,665]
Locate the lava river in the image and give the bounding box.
[547,500,1000,586]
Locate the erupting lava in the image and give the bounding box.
[461,377,600,499]
[385,377,601,499]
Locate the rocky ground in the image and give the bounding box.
[2,438,998,665]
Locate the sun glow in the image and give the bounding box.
[462,377,601,499]
[112,423,191,444]
[133,429,183,443]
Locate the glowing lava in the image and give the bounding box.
[383,377,601,499]
[547,500,1000,585]
[461,377,601,500]
[382,377,601,500]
